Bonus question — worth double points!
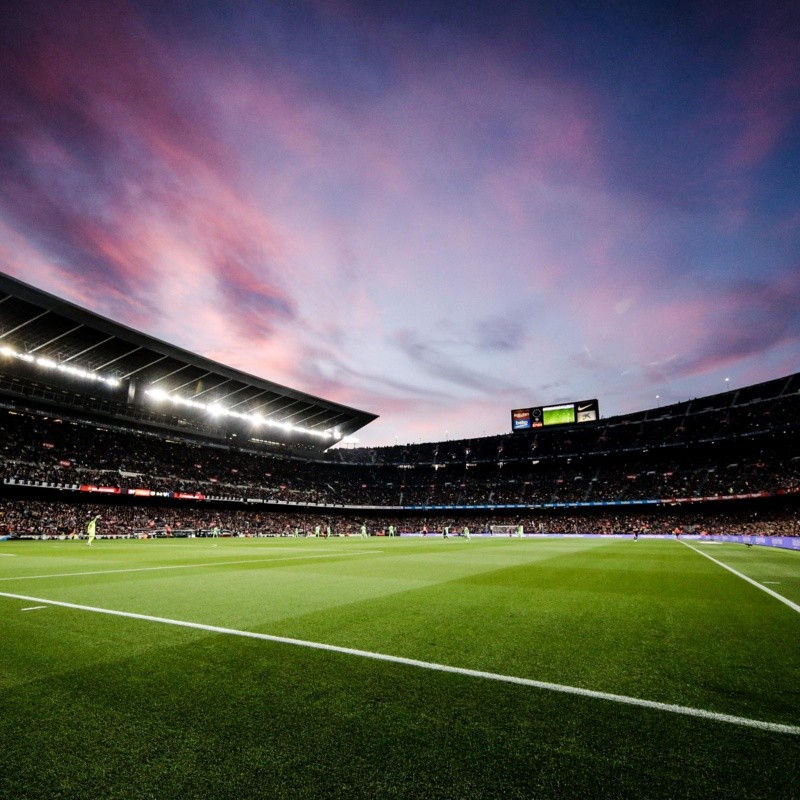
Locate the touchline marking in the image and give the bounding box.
[1,590,797,736]
[21,605,47,611]
[680,540,800,615]
[0,551,377,583]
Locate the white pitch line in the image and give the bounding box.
[21,605,47,611]
[0,551,378,583]
[0,553,17,557]
[1,590,797,736]
[680,540,800,615]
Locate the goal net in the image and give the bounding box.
[489,524,519,536]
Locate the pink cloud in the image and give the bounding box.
[1,0,302,360]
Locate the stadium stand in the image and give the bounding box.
[1,371,799,534]
[3,499,799,540]
[0,273,798,536]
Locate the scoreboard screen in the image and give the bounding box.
[511,399,598,431]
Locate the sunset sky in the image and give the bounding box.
[1,0,799,447]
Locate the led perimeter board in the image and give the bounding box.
[511,399,599,431]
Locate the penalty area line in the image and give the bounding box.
[680,540,800,615]
[1,589,797,737]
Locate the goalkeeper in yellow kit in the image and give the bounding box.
[86,515,101,546]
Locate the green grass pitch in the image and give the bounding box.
[1,536,798,799]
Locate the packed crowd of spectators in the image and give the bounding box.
[330,372,800,465]
[2,500,799,539]
[1,407,799,508]
[1,373,799,511]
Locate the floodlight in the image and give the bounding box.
[143,385,338,440]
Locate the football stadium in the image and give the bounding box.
[0,272,798,799]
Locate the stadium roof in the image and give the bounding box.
[0,272,377,449]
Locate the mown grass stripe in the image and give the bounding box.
[0,550,378,583]
[1,589,797,736]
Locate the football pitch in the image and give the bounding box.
[1,536,798,799]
